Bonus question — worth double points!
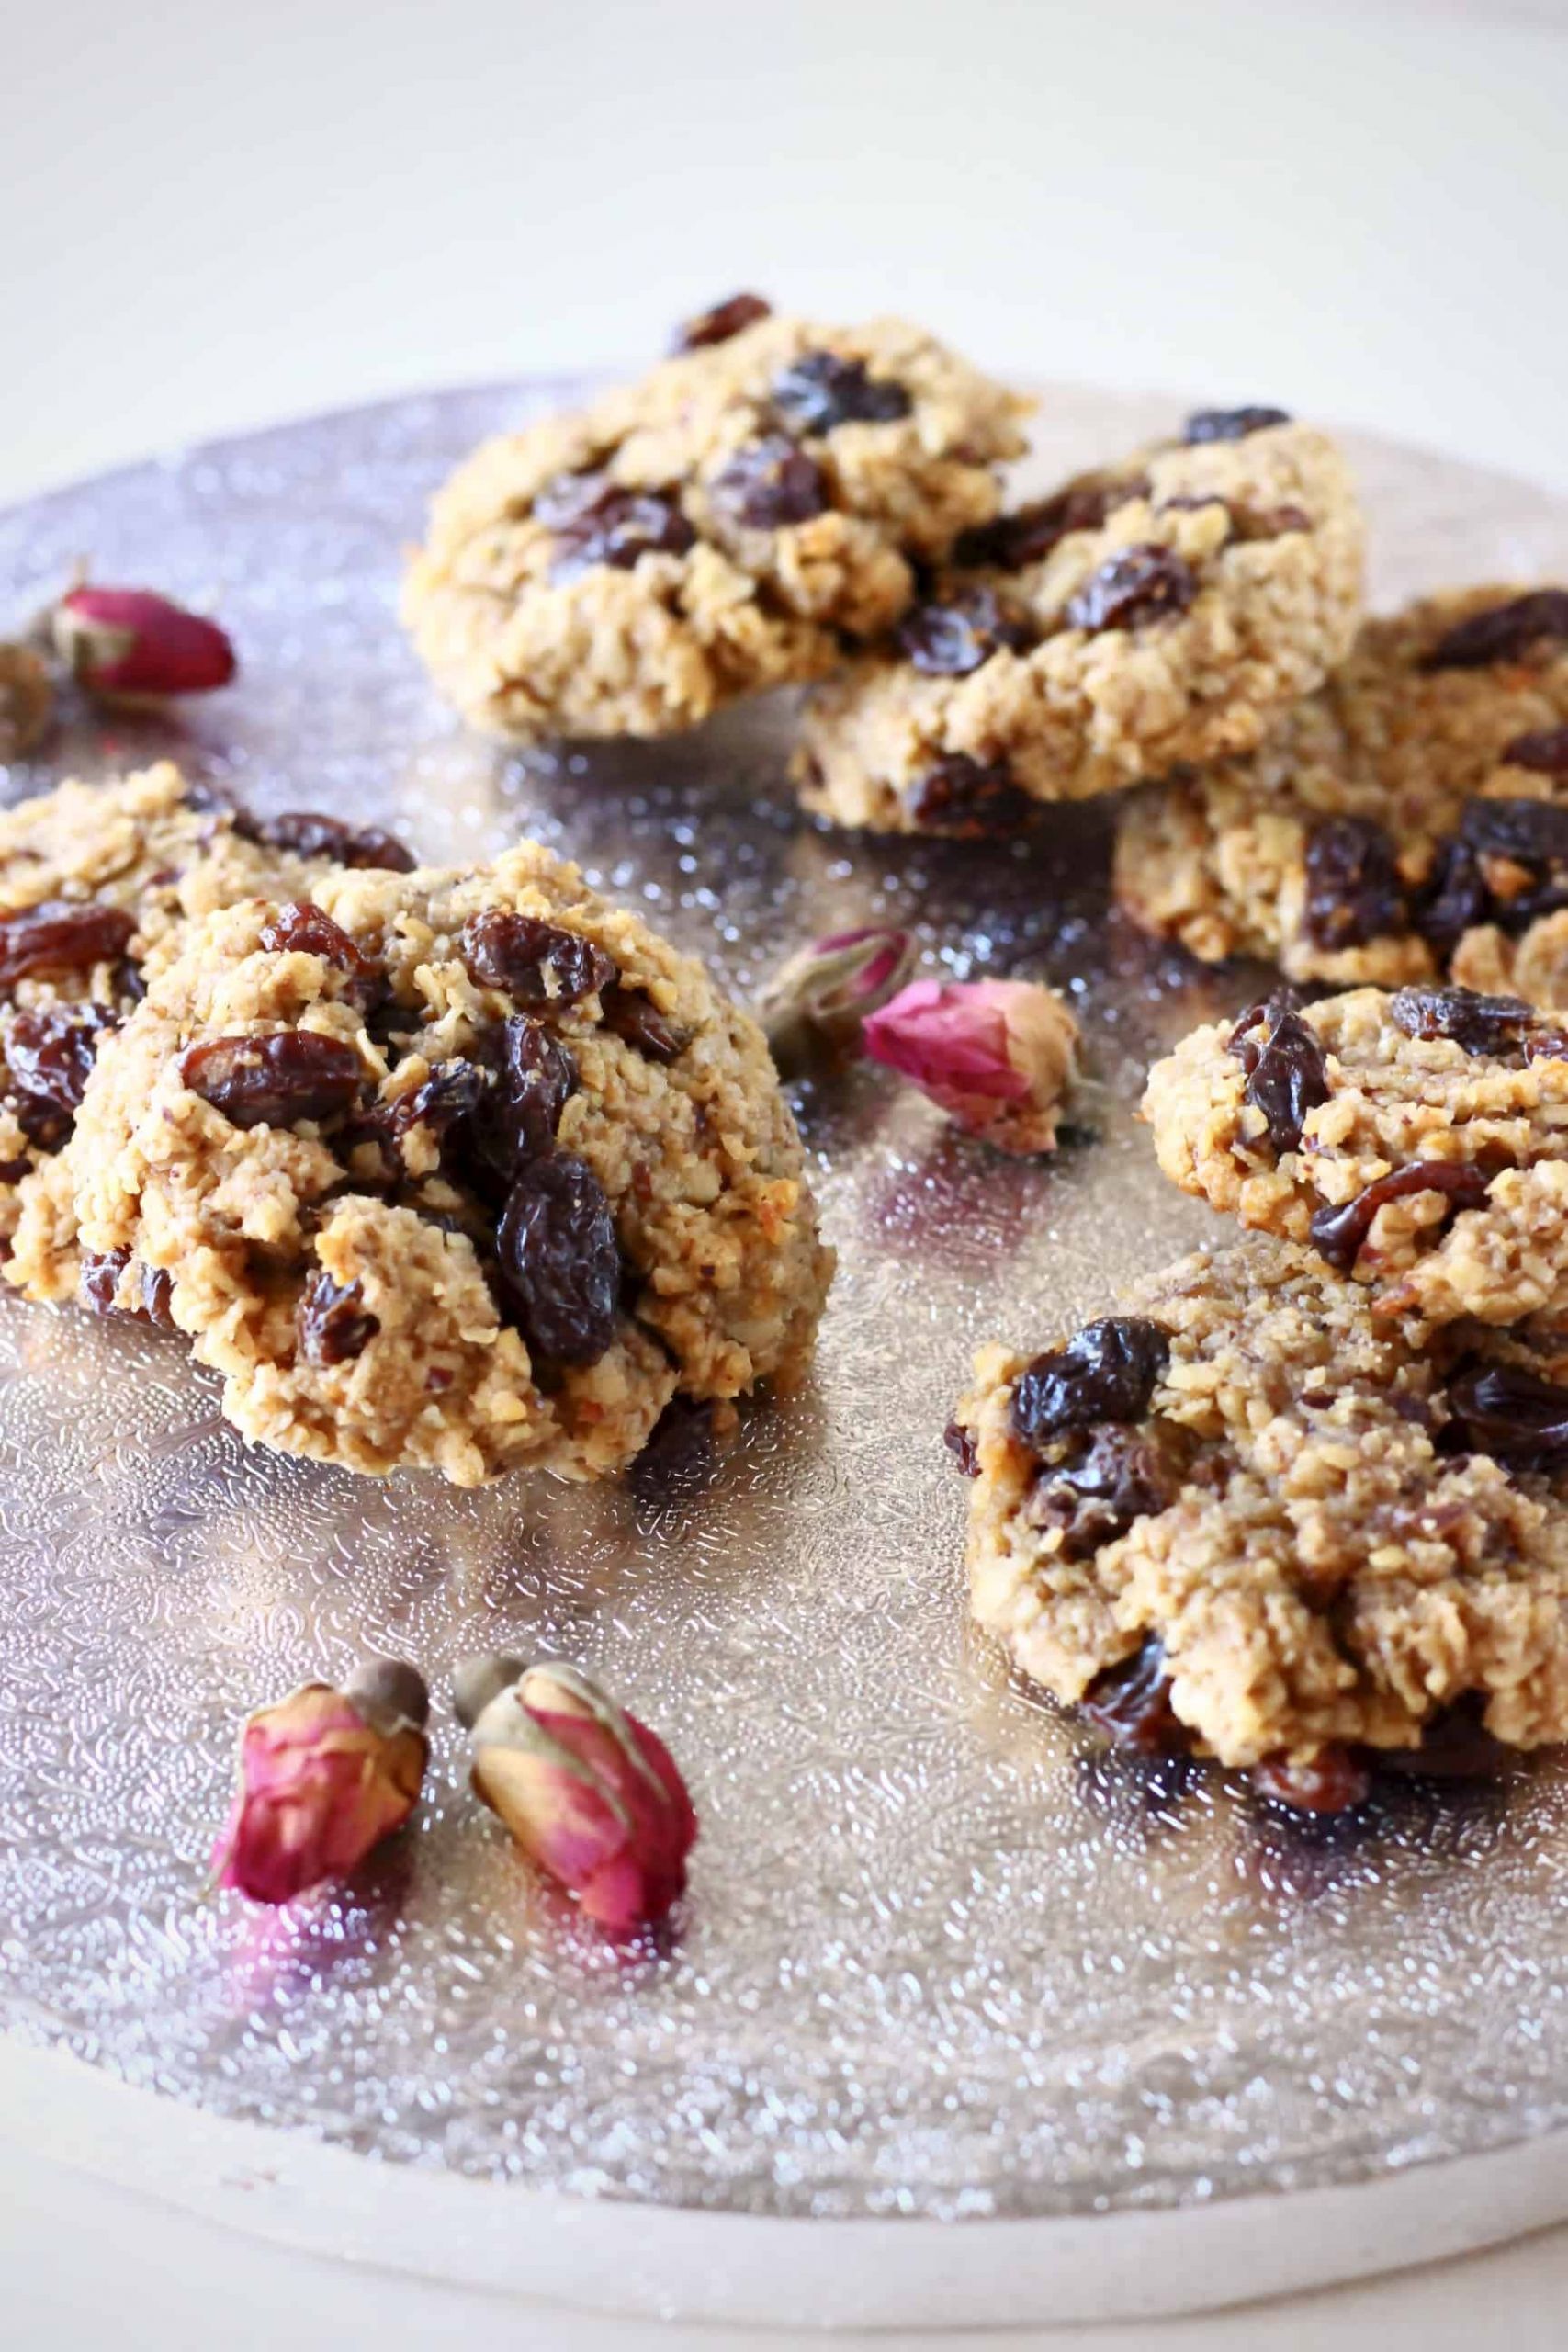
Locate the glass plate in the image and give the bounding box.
[2,380,1566,2222]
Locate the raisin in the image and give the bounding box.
[79,1247,175,1329]
[468,1019,579,1190]
[629,1397,719,1498]
[903,753,1034,837]
[0,899,136,989]
[1390,984,1535,1056]
[1303,816,1406,951]
[1011,1317,1170,1451]
[238,809,415,871]
[1229,995,1329,1156]
[1079,1637,1184,1755]
[259,900,378,984]
[897,586,1032,676]
[1423,591,1568,672]
[601,983,688,1063]
[1231,502,1311,538]
[953,481,1138,571]
[709,435,827,528]
[944,1419,979,1476]
[299,1271,379,1366]
[344,1057,492,1182]
[1444,1360,1568,1466]
[1182,406,1292,444]
[1026,1422,1181,1560]
[1308,1160,1492,1274]
[1504,725,1568,775]
[1380,1694,1508,1781]
[540,472,695,580]
[6,1003,115,1145]
[1527,1029,1568,1062]
[460,910,617,1008]
[1251,1746,1370,1814]
[1413,838,1490,956]
[772,351,912,434]
[496,1152,620,1367]
[1460,795,1568,865]
[673,291,772,351]
[180,1032,365,1129]
[1064,544,1195,632]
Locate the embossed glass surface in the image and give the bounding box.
[3,384,1568,2222]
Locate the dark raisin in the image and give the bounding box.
[772,351,912,435]
[1526,1029,1568,1062]
[1380,1694,1508,1781]
[179,1032,365,1129]
[1231,502,1311,539]
[1413,838,1491,955]
[1251,1745,1370,1814]
[1026,1422,1181,1560]
[1011,1317,1170,1451]
[1182,406,1292,444]
[673,292,772,351]
[79,1247,175,1329]
[237,809,415,871]
[0,899,136,989]
[468,1019,579,1190]
[1444,1360,1568,1467]
[601,983,688,1063]
[1504,725,1568,775]
[540,472,695,580]
[1308,1161,1492,1274]
[1303,816,1406,951]
[344,1057,492,1182]
[1229,995,1329,1156]
[903,753,1034,838]
[460,910,617,1008]
[1064,543,1196,632]
[1079,1637,1184,1755]
[952,481,1137,571]
[259,900,378,983]
[496,1152,620,1367]
[1460,795,1568,865]
[709,435,828,528]
[1423,591,1568,672]
[629,1397,719,1498]
[897,586,1032,676]
[299,1271,379,1367]
[1390,984,1535,1056]
[6,1003,115,1144]
[944,1419,979,1476]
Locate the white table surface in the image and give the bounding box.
[6,0,1568,2343]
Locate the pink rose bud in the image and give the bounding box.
[53,584,237,704]
[454,1656,697,1936]
[756,924,916,1077]
[211,1659,429,1905]
[862,976,1081,1155]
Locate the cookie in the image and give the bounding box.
[950,1233,1568,1804]
[792,407,1364,834]
[0,763,411,1256]
[402,300,1030,743]
[1114,586,1568,989]
[1145,982,1568,1324]
[11,844,833,1486]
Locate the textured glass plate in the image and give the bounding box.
[2,382,1568,2227]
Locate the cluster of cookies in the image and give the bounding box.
[0,764,830,1487]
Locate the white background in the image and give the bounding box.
[6,0,1568,2343]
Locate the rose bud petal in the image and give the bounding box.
[455,1656,697,1936]
[53,584,237,705]
[862,976,1081,1155]
[755,925,916,1078]
[0,643,56,762]
[210,1658,429,1905]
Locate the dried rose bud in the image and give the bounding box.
[755,925,916,1077]
[210,1659,429,1905]
[0,643,55,761]
[53,584,237,705]
[862,976,1081,1155]
[454,1655,697,1935]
